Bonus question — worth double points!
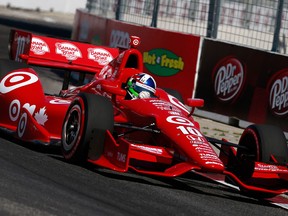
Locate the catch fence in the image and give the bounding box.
[86,0,288,53]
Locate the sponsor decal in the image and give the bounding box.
[9,99,21,121]
[117,152,126,163]
[254,163,288,172]
[212,56,245,102]
[34,107,48,125]
[152,100,181,112]
[49,99,71,104]
[9,100,48,126]
[130,36,140,48]
[110,30,130,48]
[268,69,288,116]
[205,161,224,166]
[18,112,27,138]
[55,42,82,61]
[14,33,31,62]
[151,95,188,114]
[87,48,113,65]
[168,111,180,115]
[0,71,38,94]
[17,106,48,138]
[131,144,163,154]
[31,37,50,55]
[106,151,113,158]
[166,116,194,126]
[143,49,184,76]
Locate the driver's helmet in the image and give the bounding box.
[126,73,156,99]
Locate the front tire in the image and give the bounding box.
[236,124,288,178]
[238,124,287,160]
[234,124,288,198]
[61,93,114,163]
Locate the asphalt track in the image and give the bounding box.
[0,21,287,215]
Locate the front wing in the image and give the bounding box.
[87,130,288,199]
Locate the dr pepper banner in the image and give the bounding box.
[72,10,200,100]
[195,39,288,131]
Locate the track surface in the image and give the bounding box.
[0,23,287,215]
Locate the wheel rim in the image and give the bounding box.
[238,128,260,161]
[236,127,260,178]
[62,104,81,151]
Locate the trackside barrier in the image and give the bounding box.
[72,9,288,132]
[195,39,288,132]
[72,9,200,101]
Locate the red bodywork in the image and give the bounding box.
[1,30,288,198]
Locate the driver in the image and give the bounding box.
[125,73,156,100]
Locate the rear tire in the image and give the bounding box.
[61,93,114,163]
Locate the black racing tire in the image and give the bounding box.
[234,124,288,198]
[61,93,114,164]
[0,59,28,78]
[162,88,184,103]
[236,124,288,178]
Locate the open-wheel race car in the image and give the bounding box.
[1,29,288,199]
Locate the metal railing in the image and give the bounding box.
[86,0,288,54]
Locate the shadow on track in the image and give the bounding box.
[0,131,279,211]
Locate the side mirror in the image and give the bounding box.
[186,98,204,116]
[187,98,204,107]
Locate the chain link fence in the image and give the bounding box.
[86,0,288,54]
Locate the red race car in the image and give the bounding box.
[1,29,288,199]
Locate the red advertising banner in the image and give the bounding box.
[106,20,200,100]
[195,39,288,131]
[72,9,108,45]
[72,10,201,101]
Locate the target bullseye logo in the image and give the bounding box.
[166,115,194,126]
[130,36,141,48]
[9,99,21,121]
[0,71,38,94]
[17,112,27,138]
[133,39,139,46]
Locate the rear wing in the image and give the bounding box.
[9,29,119,74]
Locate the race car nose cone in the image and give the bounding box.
[202,161,225,172]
